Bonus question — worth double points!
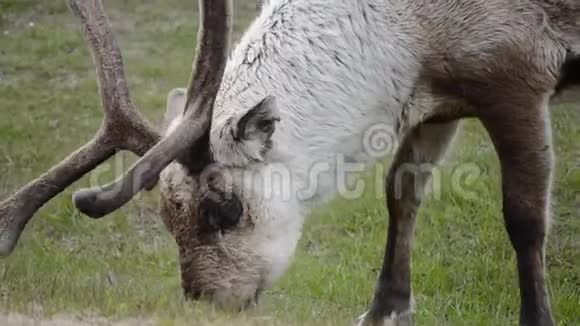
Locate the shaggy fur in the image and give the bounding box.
[159,0,579,325]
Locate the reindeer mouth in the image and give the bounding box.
[189,286,263,312]
[240,288,263,311]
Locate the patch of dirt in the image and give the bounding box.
[0,314,154,326]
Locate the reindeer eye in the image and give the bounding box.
[256,119,275,135]
[200,190,243,232]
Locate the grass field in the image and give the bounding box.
[0,1,579,325]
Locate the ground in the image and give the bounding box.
[0,0,579,325]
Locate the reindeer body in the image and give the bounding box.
[163,0,422,295]
[158,0,580,324]
[210,0,574,179]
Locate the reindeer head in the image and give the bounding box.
[0,0,294,310]
[157,88,297,308]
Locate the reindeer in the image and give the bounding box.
[1,0,579,325]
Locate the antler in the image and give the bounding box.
[0,0,232,256]
[0,0,159,256]
[72,0,231,218]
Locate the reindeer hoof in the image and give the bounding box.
[356,310,413,326]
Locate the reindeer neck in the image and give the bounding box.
[218,0,424,209]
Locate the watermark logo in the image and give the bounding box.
[363,123,399,158]
[84,123,485,206]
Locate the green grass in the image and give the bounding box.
[0,1,579,325]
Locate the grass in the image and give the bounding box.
[0,0,579,325]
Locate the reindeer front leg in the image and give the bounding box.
[479,94,555,326]
[358,121,459,326]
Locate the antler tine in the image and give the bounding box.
[0,137,115,256]
[68,0,159,155]
[71,0,232,218]
[0,0,160,256]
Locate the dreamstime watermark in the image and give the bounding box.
[85,126,485,206]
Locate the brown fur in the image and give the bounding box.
[363,1,576,325]
[159,1,576,324]
[158,163,266,307]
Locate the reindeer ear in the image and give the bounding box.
[256,0,269,12]
[165,87,213,173]
[236,96,279,143]
[162,88,187,134]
